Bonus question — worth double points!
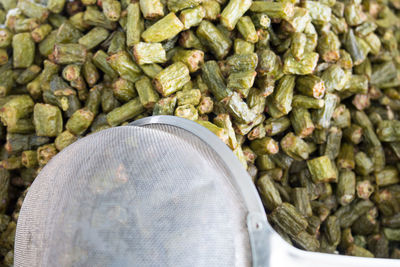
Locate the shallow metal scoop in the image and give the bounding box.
[14,116,399,266]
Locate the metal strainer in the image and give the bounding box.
[14,116,400,267]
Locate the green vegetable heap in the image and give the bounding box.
[0,0,400,264]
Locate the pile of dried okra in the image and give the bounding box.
[0,0,400,264]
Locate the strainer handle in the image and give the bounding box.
[248,213,400,267]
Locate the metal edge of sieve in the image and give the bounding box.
[130,115,272,267]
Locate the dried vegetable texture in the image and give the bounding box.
[0,0,399,263]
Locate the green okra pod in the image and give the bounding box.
[257,174,282,211]
[346,244,374,258]
[31,24,52,43]
[290,108,315,138]
[107,31,126,55]
[101,87,119,113]
[292,187,312,217]
[272,75,295,115]
[220,0,252,30]
[37,143,57,166]
[142,13,184,43]
[102,0,121,22]
[6,118,35,134]
[352,211,377,236]
[290,32,307,61]
[336,143,355,170]
[0,95,34,127]
[52,43,87,65]
[201,60,231,101]
[213,113,238,150]
[303,1,331,24]
[197,20,232,60]
[38,30,57,57]
[12,33,35,69]
[1,156,22,170]
[344,3,366,27]
[270,202,308,237]
[135,76,160,109]
[106,51,141,82]
[352,110,381,148]
[227,71,256,98]
[179,30,205,50]
[153,62,190,97]
[344,29,368,66]
[234,39,254,55]
[126,3,144,46]
[281,7,311,33]
[175,104,199,121]
[236,16,258,44]
[112,78,136,103]
[65,108,95,135]
[325,216,341,246]
[375,166,400,187]
[139,0,164,20]
[338,200,374,228]
[317,31,341,63]
[297,75,326,100]
[264,117,291,137]
[167,0,202,13]
[78,27,110,50]
[47,0,66,14]
[312,93,339,129]
[250,136,279,156]
[356,180,375,199]
[226,53,258,73]
[250,1,294,20]
[196,120,229,144]
[152,95,177,116]
[332,104,351,129]
[292,95,324,109]
[0,29,13,49]
[281,132,310,161]
[18,0,49,22]
[324,126,342,160]
[83,6,116,30]
[283,51,319,75]
[376,120,400,142]
[21,150,38,169]
[172,49,204,73]
[106,98,145,126]
[250,13,271,30]
[180,6,205,30]
[337,169,356,206]
[177,89,201,107]
[55,21,83,43]
[343,124,363,145]
[226,92,257,125]
[133,42,167,65]
[85,85,103,116]
[307,155,338,183]
[202,0,221,21]
[55,130,77,151]
[355,152,374,176]
[139,64,163,79]
[33,104,63,137]
[0,70,14,97]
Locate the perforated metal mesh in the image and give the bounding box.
[15,124,251,266]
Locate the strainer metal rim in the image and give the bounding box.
[130,116,272,267]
